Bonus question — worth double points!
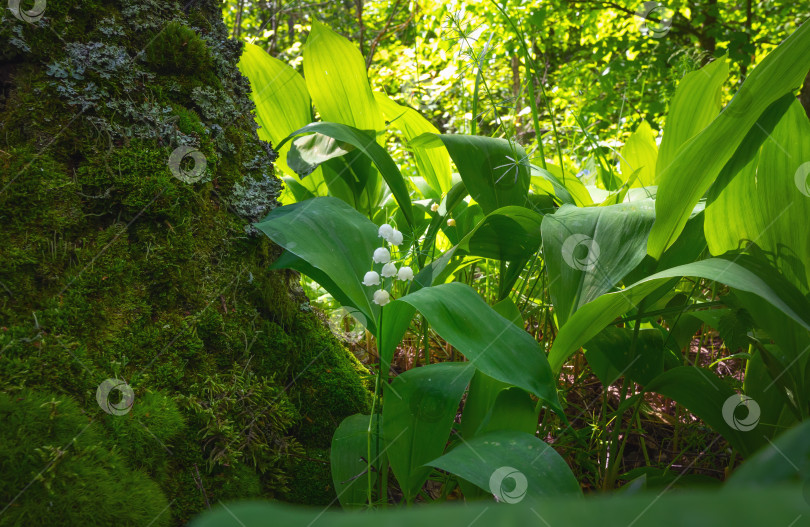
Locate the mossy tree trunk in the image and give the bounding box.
[0,1,370,524]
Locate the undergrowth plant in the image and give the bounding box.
[233,10,810,515]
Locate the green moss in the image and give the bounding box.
[0,389,171,527]
[283,448,335,506]
[0,0,371,524]
[106,390,186,473]
[145,22,214,81]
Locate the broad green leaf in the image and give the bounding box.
[192,487,810,526]
[705,99,810,293]
[648,21,810,258]
[458,206,544,261]
[379,302,416,372]
[726,418,810,488]
[395,282,561,413]
[530,165,578,206]
[320,146,379,214]
[330,414,379,508]
[549,258,810,373]
[427,431,581,500]
[255,197,379,332]
[382,363,475,502]
[412,247,457,292]
[413,134,530,214]
[644,367,766,456]
[303,21,384,131]
[655,57,728,179]
[541,201,656,327]
[237,42,311,179]
[278,122,415,228]
[417,181,468,268]
[287,133,352,177]
[492,297,523,328]
[460,371,511,440]
[583,327,669,386]
[743,348,798,439]
[477,388,538,436]
[281,176,316,203]
[546,163,593,206]
[374,92,452,194]
[620,120,658,188]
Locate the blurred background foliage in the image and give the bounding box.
[222,0,808,174]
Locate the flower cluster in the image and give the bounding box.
[363,224,414,306]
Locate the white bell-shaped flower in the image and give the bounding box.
[372,247,391,264]
[378,224,394,241]
[372,289,390,306]
[362,271,381,286]
[397,266,414,281]
[389,229,403,246]
[431,203,439,212]
[381,262,397,278]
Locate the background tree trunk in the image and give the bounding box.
[0,1,370,525]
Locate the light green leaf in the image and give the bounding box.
[705,99,810,293]
[655,57,728,180]
[374,92,452,194]
[648,21,810,258]
[237,42,311,179]
[303,21,384,131]
[620,120,658,188]
[382,363,475,502]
